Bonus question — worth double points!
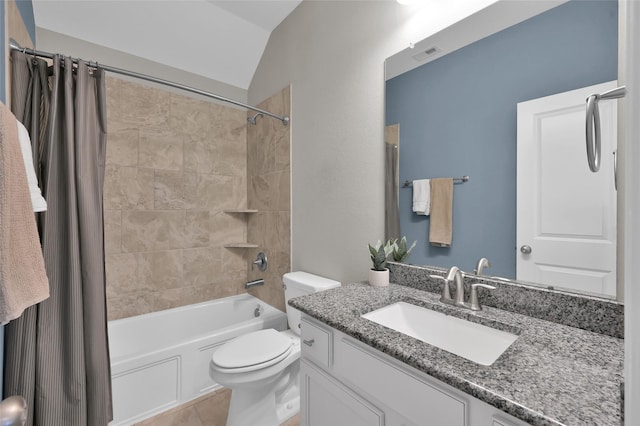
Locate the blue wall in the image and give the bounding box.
[386,0,618,278]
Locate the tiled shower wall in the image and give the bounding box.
[246,87,291,312]
[104,77,250,320]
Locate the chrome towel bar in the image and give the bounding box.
[402,176,469,187]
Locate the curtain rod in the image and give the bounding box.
[9,40,290,126]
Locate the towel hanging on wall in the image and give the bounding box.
[429,178,454,247]
[412,179,431,215]
[0,102,50,324]
[16,120,47,212]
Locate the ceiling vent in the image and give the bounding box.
[412,46,441,62]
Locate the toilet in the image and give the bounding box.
[209,271,341,426]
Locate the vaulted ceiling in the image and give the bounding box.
[32,0,302,90]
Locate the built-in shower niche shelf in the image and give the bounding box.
[224,209,259,214]
[224,243,259,248]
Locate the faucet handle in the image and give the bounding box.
[470,283,496,311]
[430,275,452,303]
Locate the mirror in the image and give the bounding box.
[385,0,620,299]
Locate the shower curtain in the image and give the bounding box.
[385,142,400,241]
[3,51,113,425]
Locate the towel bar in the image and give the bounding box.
[402,176,469,187]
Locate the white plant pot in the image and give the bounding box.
[368,269,390,287]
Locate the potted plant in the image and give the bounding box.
[391,236,417,263]
[368,240,394,287]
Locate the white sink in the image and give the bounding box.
[361,302,519,366]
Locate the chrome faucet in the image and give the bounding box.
[430,266,465,307]
[430,266,496,311]
[473,257,491,276]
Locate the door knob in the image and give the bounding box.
[520,245,532,254]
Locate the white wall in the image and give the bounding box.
[249,0,500,284]
[36,28,248,103]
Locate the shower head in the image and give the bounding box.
[247,113,264,125]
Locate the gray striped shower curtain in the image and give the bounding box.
[3,51,113,425]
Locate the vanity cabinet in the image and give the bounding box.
[300,315,530,426]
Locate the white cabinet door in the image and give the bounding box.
[301,360,384,426]
[517,81,617,296]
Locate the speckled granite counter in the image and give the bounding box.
[289,283,624,426]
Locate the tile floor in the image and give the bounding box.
[134,388,300,426]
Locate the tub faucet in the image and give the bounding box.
[474,257,491,276]
[430,266,465,307]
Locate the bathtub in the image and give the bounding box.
[107,294,288,425]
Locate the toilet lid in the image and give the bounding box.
[212,329,293,369]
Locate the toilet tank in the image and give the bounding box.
[283,271,341,335]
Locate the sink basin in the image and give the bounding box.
[361,302,518,366]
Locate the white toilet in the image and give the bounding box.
[209,271,341,426]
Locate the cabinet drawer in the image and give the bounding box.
[301,318,332,368]
[334,337,467,426]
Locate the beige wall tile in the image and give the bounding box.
[107,292,153,321]
[121,210,185,252]
[248,171,288,212]
[105,253,138,299]
[169,94,224,135]
[215,137,247,177]
[138,250,184,291]
[104,210,122,254]
[104,82,294,320]
[139,131,184,171]
[183,247,222,287]
[120,80,171,129]
[275,130,291,172]
[105,77,123,123]
[184,210,211,248]
[106,126,139,167]
[184,135,216,175]
[104,166,154,210]
[246,87,291,313]
[154,171,197,210]
[196,174,246,210]
[222,249,248,274]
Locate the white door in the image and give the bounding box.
[517,81,617,297]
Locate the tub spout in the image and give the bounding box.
[245,278,265,289]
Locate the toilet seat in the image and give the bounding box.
[212,329,294,374]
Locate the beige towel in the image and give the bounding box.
[429,178,454,247]
[0,102,49,324]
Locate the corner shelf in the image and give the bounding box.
[224,209,258,214]
[224,243,259,248]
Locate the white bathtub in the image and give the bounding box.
[107,294,288,425]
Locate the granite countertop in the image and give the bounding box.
[289,282,624,426]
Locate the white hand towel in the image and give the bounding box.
[16,120,47,212]
[412,179,430,215]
